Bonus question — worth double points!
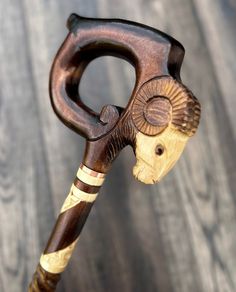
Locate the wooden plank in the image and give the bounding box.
[0,0,236,291]
[193,0,236,136]
[0,1,55,291]
[159,0,236,291]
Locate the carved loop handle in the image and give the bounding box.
[50,14,184,140]
[29,14,201,292]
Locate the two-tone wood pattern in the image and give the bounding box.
[29,14,200,291]
[2,1,236,291]
[131,76,200,184]
[29,265,61,292]
[81,76,201,185]
[29,165,105,291]
[48,14,200,175]
[132,77,200,136]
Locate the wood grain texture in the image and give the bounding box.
[0,1,236,292]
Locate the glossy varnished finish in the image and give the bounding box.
[29,265,60,292]
[29,13,200,291]
[50,14,185,142]
[50,14,199,173]
[29,165,104,291]
[2,1,236,292]
[44,201,94,253]
[30,186,100,290]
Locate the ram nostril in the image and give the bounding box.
[155,144,164,156]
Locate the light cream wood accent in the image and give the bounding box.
[77,166,105,186]
[133,126,189,184]
[40,239,79,274]
[2,1,235,291]
[60,185,98,213]
[80,164,106,178]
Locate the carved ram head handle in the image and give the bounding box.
[50,14,201,184]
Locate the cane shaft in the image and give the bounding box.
[29,164,105,291]
[28,13,201,292]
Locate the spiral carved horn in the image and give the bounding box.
[49,13,187,141]
[132,76,201,184]
[131,76,200,137]
[28,14,202,291]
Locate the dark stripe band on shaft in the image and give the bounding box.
[39,164,106,274]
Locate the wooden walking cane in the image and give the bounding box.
[29,14,201,291]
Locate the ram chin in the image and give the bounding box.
[133,163,159,184]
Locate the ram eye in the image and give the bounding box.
[155,144,164,156]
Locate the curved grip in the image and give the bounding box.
[50,14,184,140]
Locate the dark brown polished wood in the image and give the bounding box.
[49,14,199,173]
[50,13,185,144]
[29,265,61,292]
[29,173,100,292]
[44,201,94,253]
[29,13,200,291]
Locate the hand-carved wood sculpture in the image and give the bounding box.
[28,13,201,291]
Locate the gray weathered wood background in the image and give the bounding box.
[1,0,236,291]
